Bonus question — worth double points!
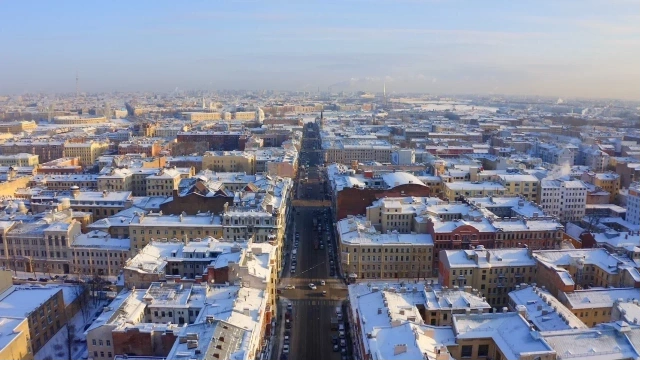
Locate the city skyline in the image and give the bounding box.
[0,0,640,100]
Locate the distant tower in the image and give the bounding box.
[47,104,54,122]
[383,82,386,106]
[202,97,206,110]
[76,71,79,97]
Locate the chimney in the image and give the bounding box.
[516,305,527,318]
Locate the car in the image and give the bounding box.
[339,331,345,338]
[38,278,48,282]
[27,278,37,282]
[341,347,347,354]
[284,336,290,345]
[340,340,346,347]
[286,322,292,329]
[308,283,317,290]
[284,285,295,290]
[331,335,338,344]
[280,354,288,360]
[287,303,293,311]
[341,355,347,360]
[322,291,327,296]
[333,345,339,352]
[320,280,326,285]
[290,269,296,274]
[284,330,291,336]
[330,271,335,277]
[283,345,290,354]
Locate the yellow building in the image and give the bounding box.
[497,174,539,202]
[0,317,33,360]
[439,248,537,308]
[64,140,111,166]
[145,168,182,196]
[581,171,621,203]
[0,120,37,134]
[202,151,255,174]
[558,288,639,327]
[0,153,39,167]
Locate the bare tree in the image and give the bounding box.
[74,283,92,323]
[63,323,76,360]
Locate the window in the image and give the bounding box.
[461,345,473,358]
[108,352,112,358]
[100,352,105,358]
[106,340,111,346]
[478,344,489,357]
[92,339,97,346]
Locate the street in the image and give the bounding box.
[272,121,352,360]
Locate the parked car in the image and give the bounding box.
[333,344,339,352]
[283,345,290,354]
[320,280,326,285]
[308,283,317,290]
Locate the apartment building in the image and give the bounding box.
[0,153,39,167]
[69,230,130,276]
[2,214,82,275]
[145,168,182,197]
[625,184,640,225]
[97,168,134,192]
[532,248,640,298]
[337,216,435,280]
[581,171,621,203]
[539,179,588,222]
[202,151,255,174]
[118,139,163,157]
[30,188,133,220]
[497,174,539,202]
[0,285,67,354]
[52,115,107,125]
[0,316,32,360]
[557,288,640,327]
[323,139,395,164]
[439,247,537,308]
[30,174,99,191]
[443,181,507,200]
[0,120,37,134]
[128,212,223,253]
[0,141,65,163]
[63,140,110,166]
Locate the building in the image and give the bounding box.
[323,139,395,165]
[451,311,557,360]
[30,187,133,220]
[581,172,620,203]
[337,216,435,280]
[0,141,65,165]
[557,288,640,327]
[202,151,255,174]
[0,316,32,360]
[540,321,640,360]
[532,249,640,298]
[36,157,83,174]
[497,174,539,202]
[443,181,507,201]
[0,153,39,167]
[30,174,99,191]
[52,115,107,125]
[128,212,224,253]
[625,184,640,225]
[0,120,37,134]
[0,285,67,354]
[327,165,431,220]
[63,140,110,167]
[439,247,537,308]
[145,168,183,197]
[69,230,130,276]
[539,179,588,222]
[508,285,587,332]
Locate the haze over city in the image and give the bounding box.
[0,0,640,100]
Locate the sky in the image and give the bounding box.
[0,0,640,100]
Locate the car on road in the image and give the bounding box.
[341,347,347,355]
[333,344,339,352]
[331,335,338,344]
[283,345,290,354]
[290,269,296,274]
[330,271,335,277]
[340,339,346,347]
[308,283,317,290]
[341,355,347,360]
[284,330,291,336]
[320,280,326,285]
[287,303,293,311]
[284,285,295,290]
[339,330,345,338]
[284,336,290,345]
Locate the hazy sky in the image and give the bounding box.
[0,0,640,100]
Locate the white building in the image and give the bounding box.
[539,179,588,222]
[391,149,415,165]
